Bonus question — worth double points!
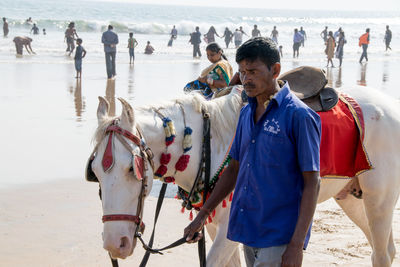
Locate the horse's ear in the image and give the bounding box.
[97,96,109,124]
[118,98,135,127]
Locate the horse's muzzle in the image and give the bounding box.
[103,234,136,259]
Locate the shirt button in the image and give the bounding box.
[244,186,247,190]
[247,163,250,167]
[251,139,255,143]
[240,208,244,212]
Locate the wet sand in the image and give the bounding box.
[0,56,398,187]
[0,179,399,266]
[0,55,400,266]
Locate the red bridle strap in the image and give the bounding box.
[102,214,142,225]
[106,125,142,146]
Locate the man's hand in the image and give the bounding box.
[281,243,303,267]
[184,210,208,243]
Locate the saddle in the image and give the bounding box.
[279,66,338,112]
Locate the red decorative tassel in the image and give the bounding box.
[212,209,216,218]
[208,215,213,223]
[165,137,175,146]
[155,165,167,177]
[164,176,175,183]
[181,206,185,213]
[174,194,178,199]
[175,154,190,172]
[229,192,233,201]
[189,210,193,221]
[222,199,227,208]
[160,153,171,165]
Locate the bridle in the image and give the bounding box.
[86,107,211,267]
[85,119,154,237]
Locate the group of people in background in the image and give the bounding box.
[322,26,348,67]
[1,16,395,78]
[191,24,284,52]
[321,25,392,67]
[188,24,311,61]
[100,25,155,79]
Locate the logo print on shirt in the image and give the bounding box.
[264,119,280,134]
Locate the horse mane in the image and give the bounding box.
[93,116,117,145]
[93,91,243,150]
[191,91,242,150]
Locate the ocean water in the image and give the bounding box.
[1,0,400,63]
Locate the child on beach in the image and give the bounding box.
[144,41,155,54]
[127,32,138,64]
[74,38,86,79]
[31,24,39,35]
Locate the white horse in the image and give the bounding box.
[90,85,400,267]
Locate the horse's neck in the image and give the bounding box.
[136,103,200,191]
[136,99,238,192]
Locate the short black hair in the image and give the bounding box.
[108,25,113,30]
[236,37,280,70]
[76,38,82,43]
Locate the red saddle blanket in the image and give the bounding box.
[317,94,372,178]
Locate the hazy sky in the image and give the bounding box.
[103,0,399,11]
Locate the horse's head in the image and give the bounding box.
[86,96,154,259]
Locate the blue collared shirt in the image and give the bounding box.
[102,30,119,53]
[228,83,321,248]
[293,32,304,43]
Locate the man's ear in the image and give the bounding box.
[272,62,281,79]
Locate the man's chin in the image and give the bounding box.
[244,89,256,98]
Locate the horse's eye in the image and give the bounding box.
[129,166,134,172]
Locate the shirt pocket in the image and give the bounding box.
[260,132,285,167]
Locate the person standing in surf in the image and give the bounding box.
[3,17,9,37]
[74,38,86,79]
[101,25,119,79]
[65,22,79,56]
[127,32,138,64]
[222,27,233,48]
[189,26,202,58]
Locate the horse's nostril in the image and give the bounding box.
[120,236,128,248]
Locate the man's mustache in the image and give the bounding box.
[244,83,256,89]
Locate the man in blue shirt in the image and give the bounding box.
[293,28,304,58]
[185,37,321,267]
[102,25,119,79]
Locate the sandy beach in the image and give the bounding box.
[2,2,400,265]
[0,51,400,267]
[0,179,398,267]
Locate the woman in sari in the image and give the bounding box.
[325,31,335,67]
[336,31,346,67]
[184,43,233,99]
[204,26,220,43]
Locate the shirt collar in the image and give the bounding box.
[248,82,290,108]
